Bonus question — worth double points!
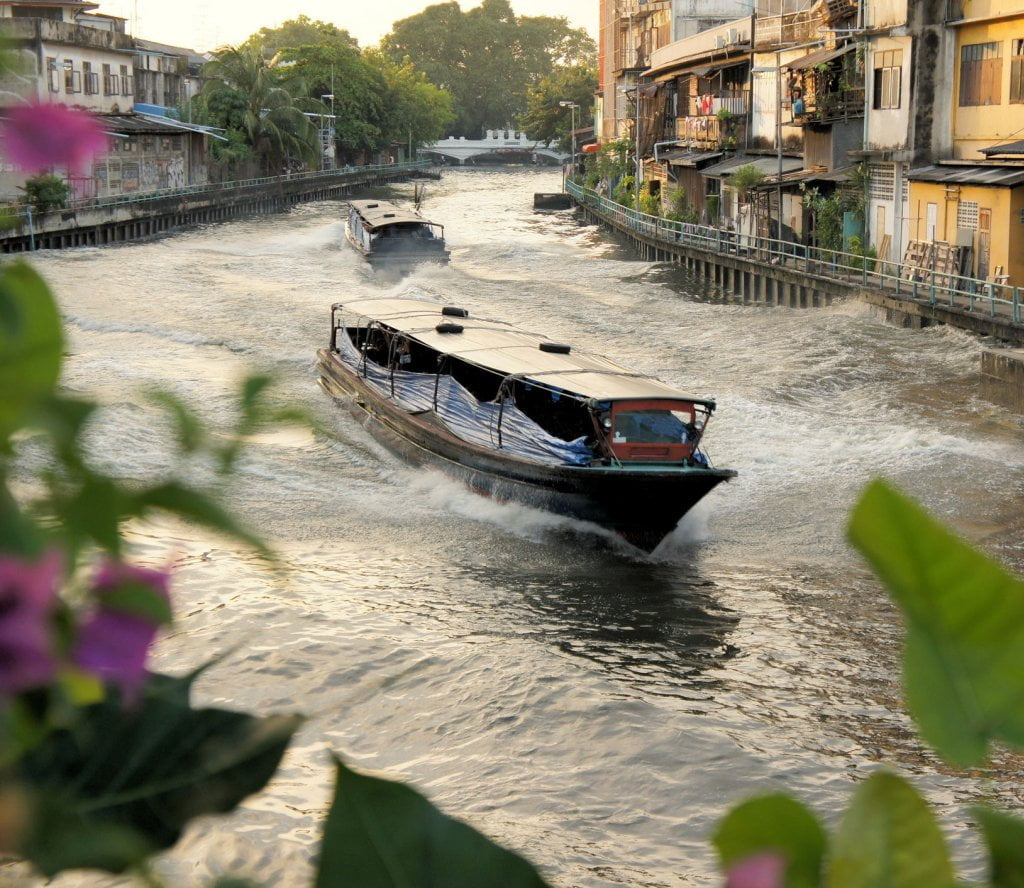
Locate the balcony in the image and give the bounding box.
[792,87,865,125]
[669,94,749,150]
[753,10,818,49]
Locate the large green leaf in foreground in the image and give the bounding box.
[713,793,826,888]
[0,262,63,445]
[316,755,551,888]
[17,678,302,876]
[973,806,1024,888]
[848,479,1024,767]
[827,771,955,888]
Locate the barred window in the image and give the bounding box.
[959,42,1002,106]
[872,49,902,110]
[957,200,979,230]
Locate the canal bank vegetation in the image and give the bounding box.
[191,15,455,177]
[4,249,1024,887]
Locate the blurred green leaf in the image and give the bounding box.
[16,693,302,876]
[827,771,954,888]
[974,806,1024,888]
[0,262,64,446]
[129,481,271,559]
[848,480,1024,767]
[59,475,124,554]
[147,390,206,455]
[713,793,826,888]
[315,755,552,888]
[98,580,173,625]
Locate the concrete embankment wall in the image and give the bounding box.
[0,167,427,252]
[574,200,1024,412]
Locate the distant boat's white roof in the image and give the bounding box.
[335,297,714,405]
[348,200,439,230]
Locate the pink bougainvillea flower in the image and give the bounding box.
[73,561,172,704]
[0,102,108,174]
[0,550,62,696]
[725,852,786,888]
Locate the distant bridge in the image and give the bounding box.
[420,130,567,166]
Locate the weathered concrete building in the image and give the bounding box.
[0,1,218,202]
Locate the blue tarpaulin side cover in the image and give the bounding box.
[338,336,593,466]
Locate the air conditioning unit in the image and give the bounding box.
[715,35,727,48]
[727,28,740,44]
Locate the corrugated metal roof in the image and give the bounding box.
[907,164,1024,186]
[980,140,1024,157]
[335,298,714,404]
[786,43,854,70]
[700,155,803,178]
[349,200,440,231]
[666,150,723,167]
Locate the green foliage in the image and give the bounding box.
[383,0,595,136]
[848,480,1024,768]
[589,138,630,185]
[202,45,319,174]
[22,174,68,213]
[0,262,63,450]
[706,194,720,222]
[637,183,660,216]
[316,756,551,887]
[16,676,302,876]
[826,772,955,888]
[847,235,877,271]
[613,174,635,208]
[519,64,596,148]
[241,14,358,54]
[363,49,456,151]
[727,164,766,202]
[664,188,698,224]
[713,794,827,888]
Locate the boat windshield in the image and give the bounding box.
[612,408,694,444]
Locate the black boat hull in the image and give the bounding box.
[317,350,735,551]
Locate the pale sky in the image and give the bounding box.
[97,1,599,54]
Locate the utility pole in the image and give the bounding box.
[558,100,578,182]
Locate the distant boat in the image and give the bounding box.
[344,200,450,267]
[316,297,736,551]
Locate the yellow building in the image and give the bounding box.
[906,167,1024,285]
[906,0,1024,285]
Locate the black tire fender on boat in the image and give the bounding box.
[539,341,571,354]
[442,306,469,318]
[436,322,465,334]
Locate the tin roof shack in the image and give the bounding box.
[95,112,213,197]
[906,164,1024,286]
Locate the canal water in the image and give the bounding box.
[30,168,1024,887]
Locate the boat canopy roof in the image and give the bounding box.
[334,297,716,406]
[348,200,439,231]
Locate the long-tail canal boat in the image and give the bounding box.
[316,298,736,551]
[344,200,450,267]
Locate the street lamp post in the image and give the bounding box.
[322,94,335,170]
[558,100,578,182]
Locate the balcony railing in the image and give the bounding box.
[794,87,865,124]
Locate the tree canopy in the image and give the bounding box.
[519,64,596,149]
[201,45,320,175]
[203,17,455,167]
[383,0,595,137]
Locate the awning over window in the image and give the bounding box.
[786,43,854,71]
[647,57,749,82]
